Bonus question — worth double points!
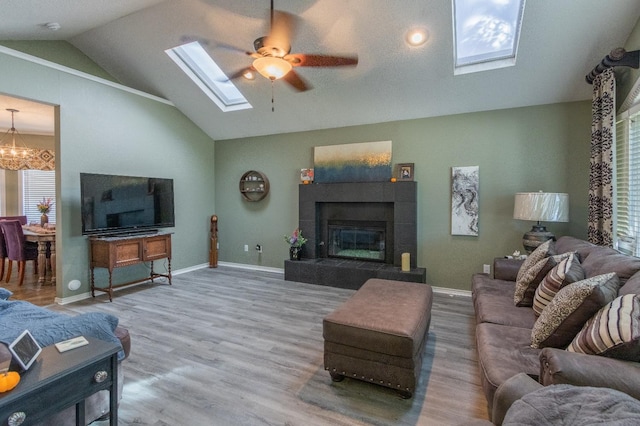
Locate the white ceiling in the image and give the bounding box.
[1,0,639,141]
[0,95,55,136]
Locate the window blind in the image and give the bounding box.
[616,117,630,242]
[21,170,56,225]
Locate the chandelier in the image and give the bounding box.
[0,108,54,171]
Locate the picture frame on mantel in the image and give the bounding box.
[396,163,414,181]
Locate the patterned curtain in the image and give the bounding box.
[0,149,55,171]
[587,68,615,247]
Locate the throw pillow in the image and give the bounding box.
[514,252,571,307]
[568,294,640,361]
[530,272,620,349]
[0,288,11,300]
[533,253,585,316]
[516,239,555,283]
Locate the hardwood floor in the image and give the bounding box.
[0,259,56,306]
[50,266,489,425]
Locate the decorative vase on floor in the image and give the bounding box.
[40,213,48,227]
[289,246,302,261]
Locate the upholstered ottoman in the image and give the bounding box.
[323,278,433,398]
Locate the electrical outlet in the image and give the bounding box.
[256,244,263,253]
[483,264,491,274]
[244,244,249,252]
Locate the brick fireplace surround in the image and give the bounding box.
[284,181,426,289]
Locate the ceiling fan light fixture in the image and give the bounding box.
[253,57,292,80]
[243,69,256,80]
[406,28,429,47]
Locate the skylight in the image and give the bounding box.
[165,41,251,112]
[452,0,525,75]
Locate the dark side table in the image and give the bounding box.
[0,337,119,426]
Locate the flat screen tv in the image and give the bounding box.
[80,173,175,235]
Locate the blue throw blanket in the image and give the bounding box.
[0,299,124,361]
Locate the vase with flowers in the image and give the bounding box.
[284,228,307,260]
[37,197,53,227]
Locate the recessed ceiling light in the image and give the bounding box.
[44,22,61,31]
[406,28,428,47]
[242,69,256,80]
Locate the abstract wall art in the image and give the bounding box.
[451,166,479,236]
[313,140,392,183]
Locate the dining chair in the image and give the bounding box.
[0,216,27,225]
[0,220,38,286]
[0,230,6,281]
[0,216,25,281]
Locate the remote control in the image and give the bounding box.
[55,336,89,353]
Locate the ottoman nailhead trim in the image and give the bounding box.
[325,368,413,393]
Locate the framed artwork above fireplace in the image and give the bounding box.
[313,140,392,183]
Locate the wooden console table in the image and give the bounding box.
[90,232,172,301]
[0,337,119,426]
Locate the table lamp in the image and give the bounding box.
[513,192,569,253]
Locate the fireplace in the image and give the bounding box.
[285,181,425,289]
[298,181,417,266]
[319,200,394,264]
[327,221,386,262]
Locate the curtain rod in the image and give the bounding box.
[586,48,640,84]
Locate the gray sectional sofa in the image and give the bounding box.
[472,236,640,422]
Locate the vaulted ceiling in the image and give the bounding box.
[1,0,639,140]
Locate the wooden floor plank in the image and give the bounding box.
[48,266,489,425]
[0,259,56,306]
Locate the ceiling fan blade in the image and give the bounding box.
[283,70,311,92]
[285,54,358,67]
[265,10,296,54]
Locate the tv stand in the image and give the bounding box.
[89,233,172,301]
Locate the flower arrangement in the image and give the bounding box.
[284,228,307,248]
[37,197,53,214]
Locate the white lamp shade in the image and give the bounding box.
[513,192,569,222]
[252,57,293,80]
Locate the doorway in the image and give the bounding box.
[0,93,57,306]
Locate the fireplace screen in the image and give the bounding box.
[328,224,385,261]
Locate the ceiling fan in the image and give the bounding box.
[227,0,358,92]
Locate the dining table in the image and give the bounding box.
[22,225,56,285]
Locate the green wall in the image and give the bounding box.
[0,41,119,83]
[0,48,216,300]
[215,101,591,291]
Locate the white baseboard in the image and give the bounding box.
[54,263,468,303]
[217,261,285,275]
[431,285,471,297]
[54,263,212,305]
